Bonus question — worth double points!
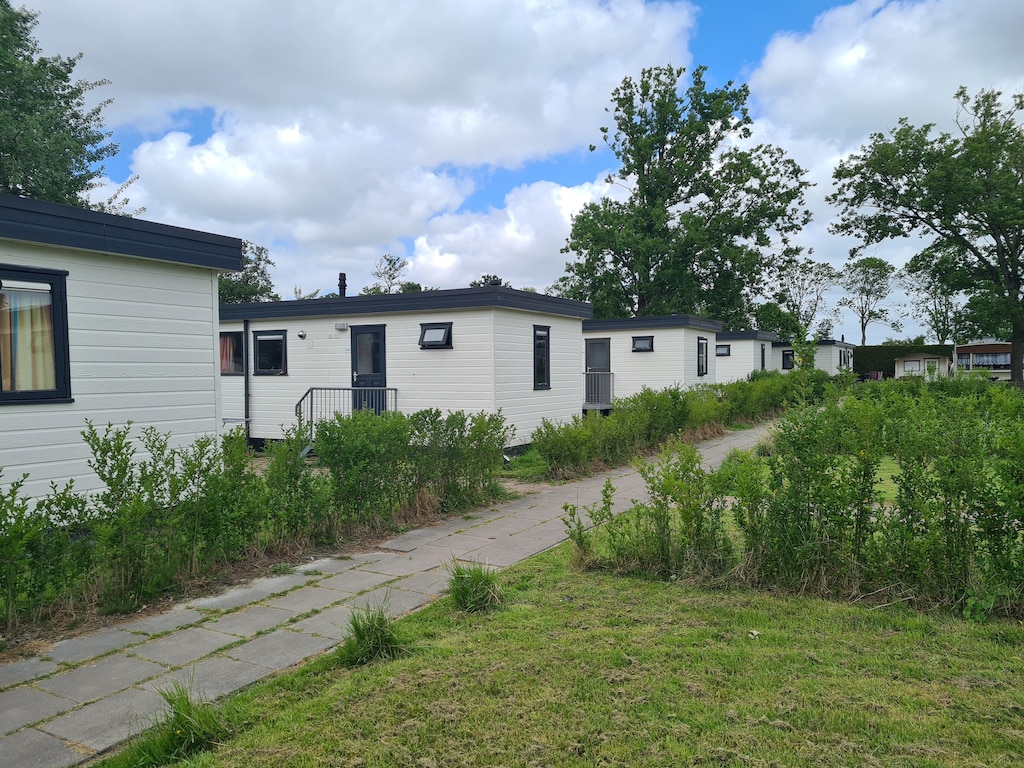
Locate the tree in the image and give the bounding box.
[836,257,902,345]
[829,87,1024,382]
[469,274,511,288]
[773,257,841,336]
[0,0,120,208]
[360,254,410,295]
[219,241,280,304]
[554,65,812,326]
[898,267,966,344]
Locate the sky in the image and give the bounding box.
[26,0,1024,343]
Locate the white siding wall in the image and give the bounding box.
[2,239,222,502]
[584,326,719,399]
[493,310,581,445]
[226,306,583,446]
[715,340,767,383]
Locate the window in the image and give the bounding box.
[840,349,852,368]
[219,331,244,374]
[697,336,708,377]
[418,322,452,349]
[631,335,654,352]
[957,353,971,370]
[253,330,286,375]
[971,352,1011,370]
[903,359,921,373]
[716,344,731,357]
[0,265,71,404]
[533,325,550,390]
[782,349,795,370]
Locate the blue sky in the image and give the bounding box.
[29,0,1024,341]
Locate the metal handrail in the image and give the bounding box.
[294,386,399,442]
[583,371,614,409]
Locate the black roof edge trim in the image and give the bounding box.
[582,314,723,333]
[0,193,244,272]
[220,285,593,321]
[715,330,779,342]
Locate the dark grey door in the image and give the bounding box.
[585,337,612,406]
[351,325,386,413]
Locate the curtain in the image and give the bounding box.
[1,288,55,392]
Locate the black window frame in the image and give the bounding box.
[631,335,654,352]
[782,349,795,370]
[0,263,72,405]
[418,321,453,349]
[697,336,708,377]
[715,344,731,357]
[252,329,287,375]
[219,330,245,375]
[533,324,550,390]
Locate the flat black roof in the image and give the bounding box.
[220,285,594,321]
[583,314,723,333]
[772,338,855,348]
[717,330,779,342]
[0,193,244,272]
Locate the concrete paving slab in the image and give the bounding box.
[346,586,434,616]
[0,727,83,768]
[117,608,204,636]
[35,654,166,704]
[0,657,59,690]
[131,626,236,667]
[224,629,335,670]
[377,526,451,552]
[390,569,451,597]
[0,686,76,736]
[47,628,137,664]
[467,540,554,567]
[262,586,348,614]
[317,568,395,595]
[361,544,457,577]
[290,605,356,640]
[296,555,367,575]
[202,605,294,638]
[186,573,312,611]
[39,686,167,754]
[141,656,270,702]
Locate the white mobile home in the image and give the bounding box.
[218,286,591,447]
[0,194,243,502]
[772,338,855,375]
[714,330,779,384]
[581,315,724,408]
[893,352,952,379]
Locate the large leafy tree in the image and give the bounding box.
[837,257,902,346]
[0,0,118,207]
[829,87,1024,381]
[554,65,812,326]
[219,241,281,304]
[898,266,966,345]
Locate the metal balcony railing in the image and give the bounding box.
[294,386,399,442]
[583,371,613,410]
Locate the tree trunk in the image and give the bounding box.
[1011,319,1024,386]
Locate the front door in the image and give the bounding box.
[351,325,386,413]
[585,338,612,406]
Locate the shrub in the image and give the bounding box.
[446,561,502,612]
[333,599,409,667]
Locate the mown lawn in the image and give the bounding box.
[102,545,1024,768]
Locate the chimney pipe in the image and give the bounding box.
[338,272,347,297]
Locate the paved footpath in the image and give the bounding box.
[0,424,772,768]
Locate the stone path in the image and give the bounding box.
[0,424,772,767]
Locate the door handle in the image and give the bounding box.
[352,371,358,384]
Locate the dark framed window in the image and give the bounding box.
[219,331,244,374]
[782,349,795,370]
[971,352,1011,370]
[715,344,731,357]
[419,322,453,349]
[253,330,287,375]
[697,336,708,377]
[533,325,550,390]
[0,264,71,404]
[631,335,654,352]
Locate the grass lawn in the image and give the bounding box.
[105,545,1024,768]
